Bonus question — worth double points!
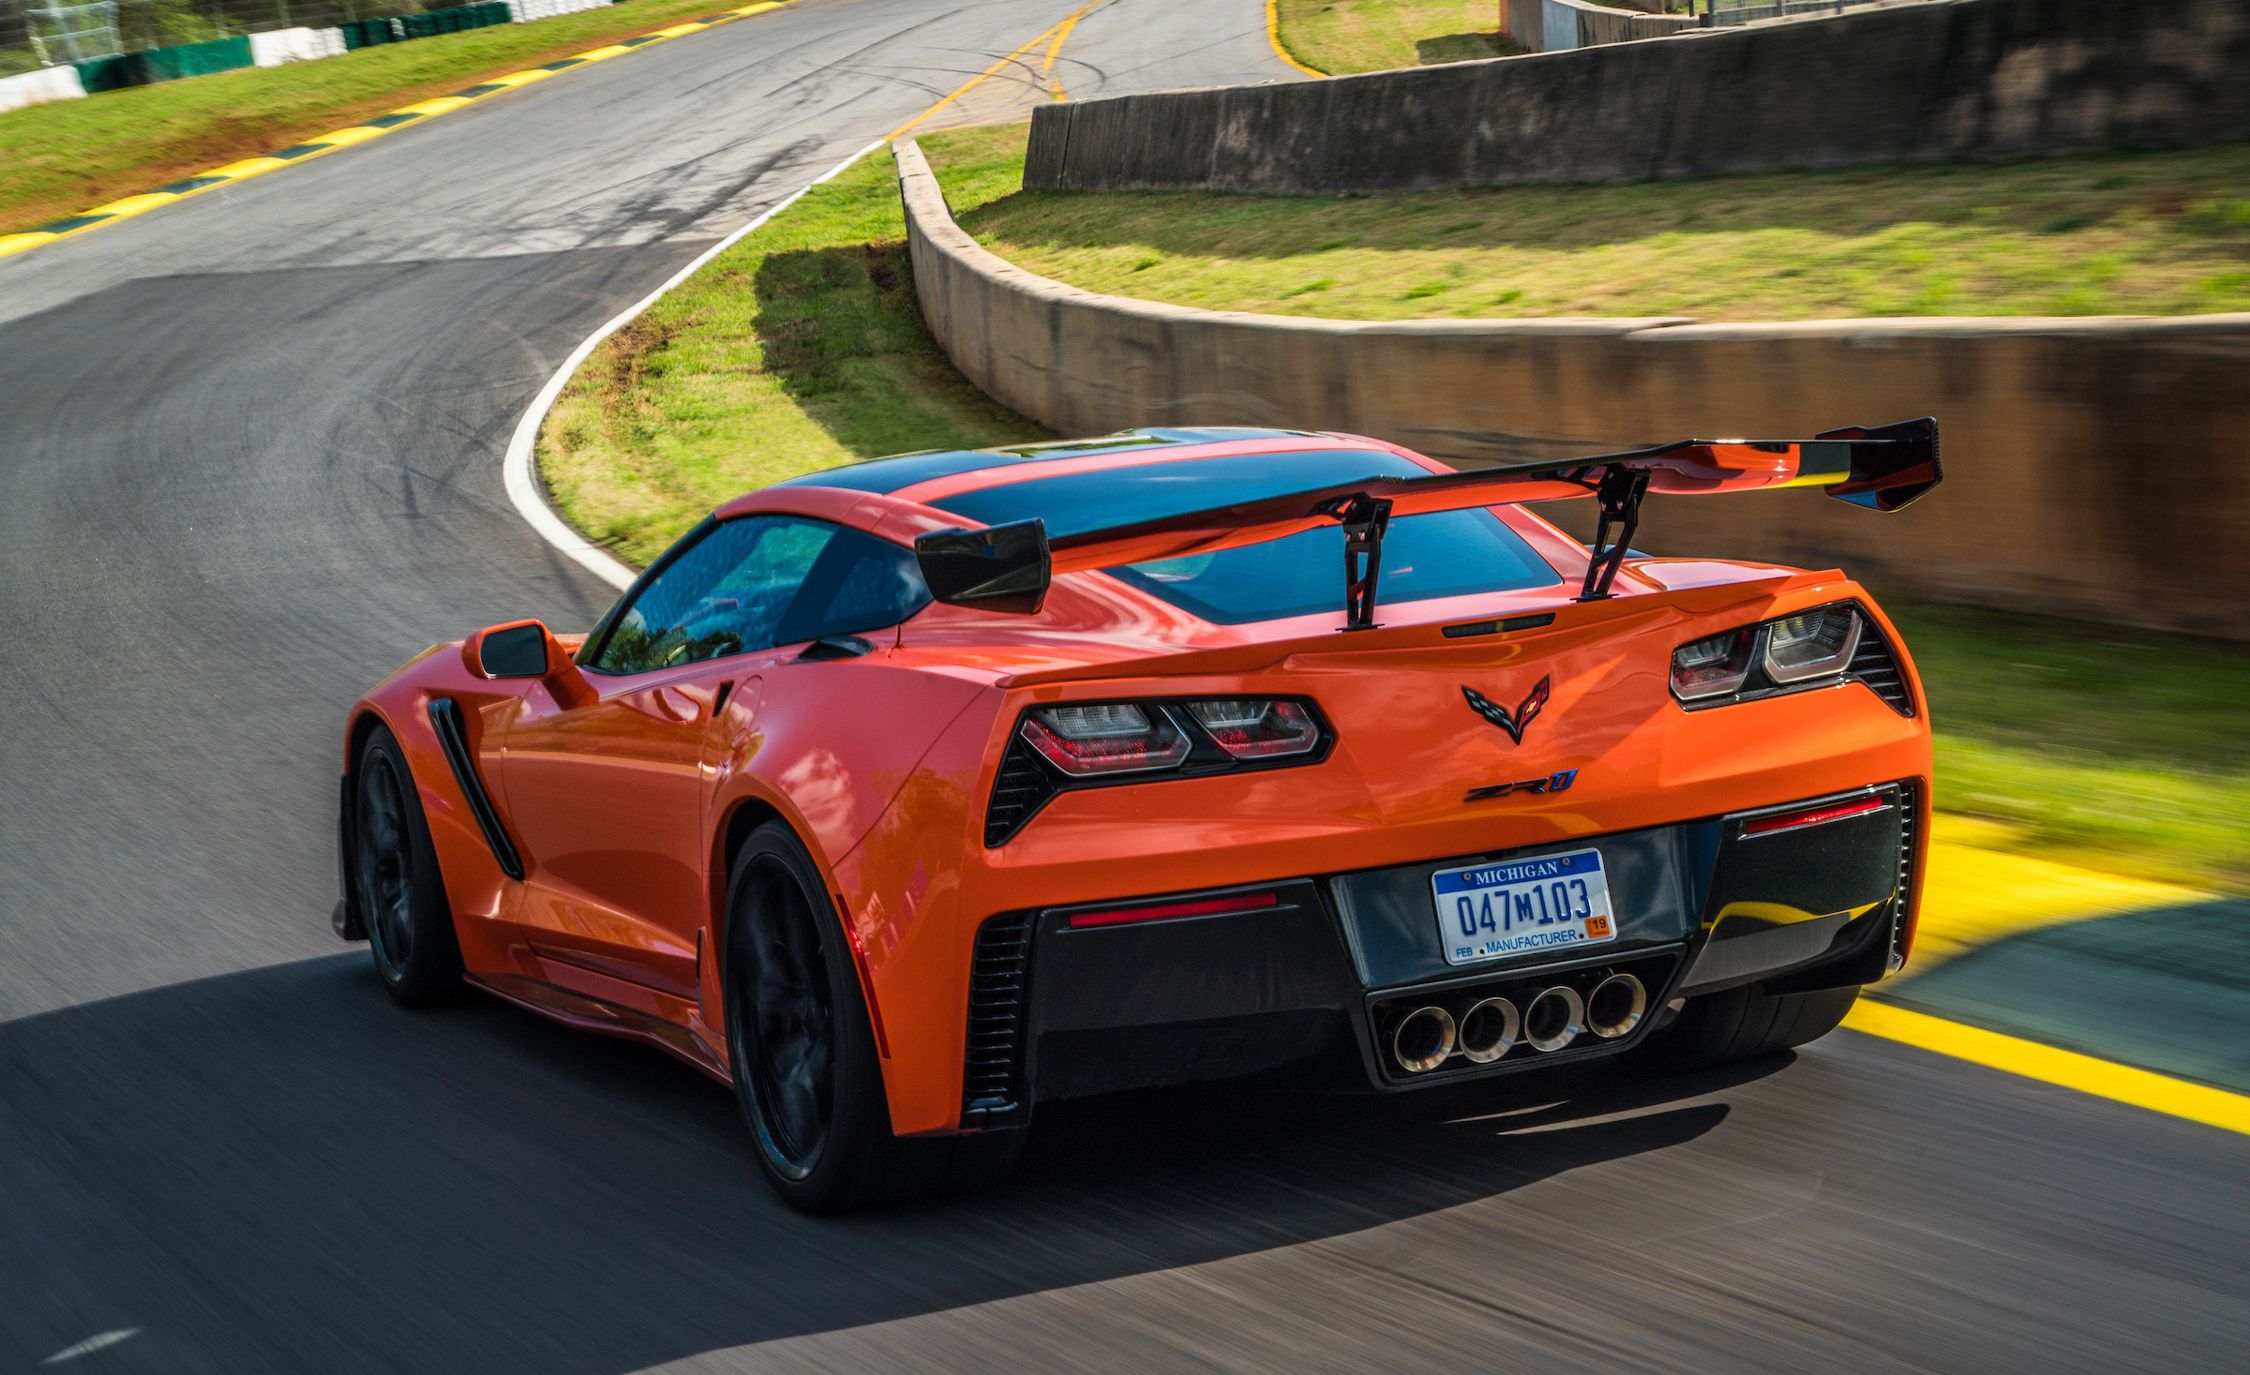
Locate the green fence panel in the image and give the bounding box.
[73,35,253,93]
[401,3,513,39]
[72,54,134,93]
[340,18,407,51]
[138,35,253,82]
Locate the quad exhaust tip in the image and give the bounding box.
[1523,985,1586,1053]
[1390,1005,1456,1073]
[1457,996,1519,1064]
[1587,972,1647,1040]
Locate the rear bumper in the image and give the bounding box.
[962,780,1918,1126]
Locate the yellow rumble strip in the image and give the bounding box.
[0,1,795,261]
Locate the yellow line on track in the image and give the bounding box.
[1040,4,1087,102]
[1846,1000,2250,1137]
[1264,0,1328,79]
[0,1,796,262]
[885,1,1098,141]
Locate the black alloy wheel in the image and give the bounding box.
[351,725,464,1006]
[357,752,417,981]
[730,852,836,1180]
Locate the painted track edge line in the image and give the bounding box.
[1845,999,2250,1137]
[1264,0,1328,79]
[501,139,888,592]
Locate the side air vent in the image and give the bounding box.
[1889,780,1921,971]
[1848,620,1915,716]
[984,733,1059,847]
[962,911,1035,1124]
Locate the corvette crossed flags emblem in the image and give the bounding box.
[1462,678,1551,746]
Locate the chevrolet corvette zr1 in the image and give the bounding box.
[337,421,1940,1210]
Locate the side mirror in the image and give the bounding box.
[914,519,1051,616]
[463,621,555,679]
[464,620,561,679]
[462,620,598,708]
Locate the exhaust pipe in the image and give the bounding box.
[1523,986,1585,1053]
[1587,972,1647,1040]
[1456,997,1519,1064]
[1390,1006,1456,1073]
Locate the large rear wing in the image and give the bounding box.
[913,417,1940,626]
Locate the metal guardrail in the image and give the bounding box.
[1702,0,1908,27]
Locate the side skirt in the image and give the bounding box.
[468,969,730,1086]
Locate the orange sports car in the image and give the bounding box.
[336,421,1940,1210]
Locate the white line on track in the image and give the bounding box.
[502,139,888,591]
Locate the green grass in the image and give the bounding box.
[1893,602,2249,894]
[933,126,2250,321]
[542,124,2247,894]
[0,0,777,233]
[536,134,1046,567]
[1272,0,1524,75]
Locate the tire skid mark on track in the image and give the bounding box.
[501,138,885,592]
[506,1,1105,587]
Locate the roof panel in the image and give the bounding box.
[772,428,1319,495]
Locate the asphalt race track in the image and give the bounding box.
[1,2,2244,1369]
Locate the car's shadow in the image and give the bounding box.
[0,951,1774,1372]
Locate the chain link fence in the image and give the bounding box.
[2,0,462,73]
[1623,0,1932,26]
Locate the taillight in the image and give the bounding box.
[1022,704,1190,776]
[995,696,1332,840]
[1670,627,1756,701]
[1671,603,1881,707]
[1761,606,1862,683]
[1183,699,1321,760]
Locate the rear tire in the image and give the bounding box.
[351,725,465,1007]
[1629,982,1858,1070]
[723,821,1023,1212]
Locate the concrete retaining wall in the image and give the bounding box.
[0,64,86,113]
[904,139,2250,638]
[1025,0,2250,195]
[1536,0,1695,53]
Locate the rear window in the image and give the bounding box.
[926,450,1560,625]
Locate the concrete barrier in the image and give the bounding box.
[509,0,618,22]
[1028,0,2250,195]
[901,138,2250,639]
[0,64,87,113]
[250,27,348,67]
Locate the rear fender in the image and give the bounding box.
[702,665,991,1124]
[819,685,1003,1136]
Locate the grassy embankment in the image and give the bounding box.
[944,124,2250,320]
[538,127,2249,893]
[1270,0,1524,75]
[537,143,1046,566]
[0,0,781,234]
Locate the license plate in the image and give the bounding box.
[1431,848,1616,966]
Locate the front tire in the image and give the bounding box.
[1629,982,1858,1070]
[352,724,465,1006]
[723,821,1023,1212]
